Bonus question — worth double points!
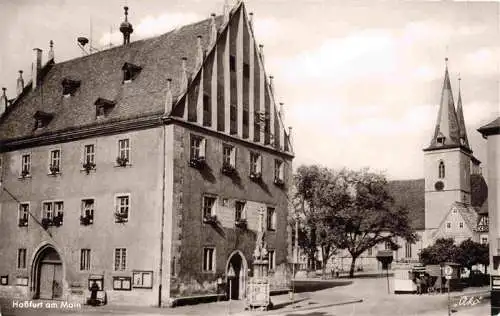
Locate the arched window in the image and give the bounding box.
[438,161,445,179]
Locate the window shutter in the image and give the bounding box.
[200,138,206,158]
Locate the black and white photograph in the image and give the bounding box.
[0,0,498,315]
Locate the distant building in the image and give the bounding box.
[0,2,293,306]
[477,118,500,273]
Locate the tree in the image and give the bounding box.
[292,165,346,276]
[457,239,489,274]
[419,238,462,265]
[324,169,417,277]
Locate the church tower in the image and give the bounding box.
[423,59,474,235]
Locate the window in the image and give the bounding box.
[266,207,276,231]
[367,247,372,256]
[17,249,26,269]
[132,271,153,289]
[405,242,412,258]
[385,241,392,250]
[118,139,130,163]
[18,203,29,227]
[49,149,61,173]
[274,160,284,182]
[438,161,445,179]
[268,250,276,270]
[222,144,236,167]
[446,222,451,229]
[203,94,211,126]
[81,199,94,225]
[230,55,236,72]
[250,152,262,175]
[115,195,129,223]
[21,154,31,177]
[80,249,91,271]
[230,105,237,133]
[481,237,488,244]
[203,196,216,218]
[42,201,63,226]
[84,144,95,165]
[203,247,215,272]
[235,201,246,221]
[459,222,464,229]
[113,276,131,291]
[243,63,250,78]
[190,135,206,161]
[114,248,127,271]
[437,134,445,145]
[42,202,54,220]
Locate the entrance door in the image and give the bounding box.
[227,253,244,300]
[38,263,62,299]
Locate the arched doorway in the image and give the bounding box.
[31,245,63,300]
[226,250,248,300]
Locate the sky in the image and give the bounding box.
[0,0,498,180]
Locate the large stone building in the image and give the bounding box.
[0,2,293,306]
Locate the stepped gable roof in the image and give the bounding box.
[0,16,223,141]
[387,179,425,230]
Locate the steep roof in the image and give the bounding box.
[432,202,479,239]
[455,79,470,149]
[387,179,425,230]
[425,61,466,152]
[0,16,223,140]
[478,117,500,137]
[471,173,488,214]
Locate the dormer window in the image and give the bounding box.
[61,78,81,97]
[33,111,54,129]
[436,133,445,145]
[94,98,116,118]
[122,62,142,83]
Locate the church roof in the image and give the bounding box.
[0,14,223,141]
[387,179,425,230]
[424,60,470,153]
[455,79,470,149]
[478,117,500,137]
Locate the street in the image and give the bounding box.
[0,277,491,316]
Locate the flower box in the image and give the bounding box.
[249,172,262,182]
[20,169,30,178]
[114,212,128,223]
[189,156,206,169]
[53,214,64,227]
[41,218,52,229]
[49,165,60,175]
[203,214,217,225]
[80,214,93,226]
[18,218,28,227]
[116,156,129,167]
[235,218,247,229]
[221,163,237,176]
[273,178,285,187]
[82,161,96,174]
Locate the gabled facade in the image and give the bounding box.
[432,202,478,243]
[0,2,293,307]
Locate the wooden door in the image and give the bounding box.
[39,264,54,299]
[52,264,62,299]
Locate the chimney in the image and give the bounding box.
[269,75,274,95]
[32,48,42,91]
[209,13,217,47]
[17,70,24,96]
[249,12,254,29]
[279,102,285,123]
[195,36,203,69]
[164,78,173,114]
[181,57,188,91]
[0,88,7,115]
[48,40,54,61]
[259,44,264,64]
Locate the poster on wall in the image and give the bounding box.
[132,271,153,289]
[16,277,28,286]
[88,274,104,291]
[113,276,131,291]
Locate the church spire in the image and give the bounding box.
[456,76,470,149]
[425,58,461,151]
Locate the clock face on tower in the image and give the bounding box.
[435,181,444,191]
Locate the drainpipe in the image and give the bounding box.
[158,123,167,307]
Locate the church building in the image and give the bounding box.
[0,1,293,307]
